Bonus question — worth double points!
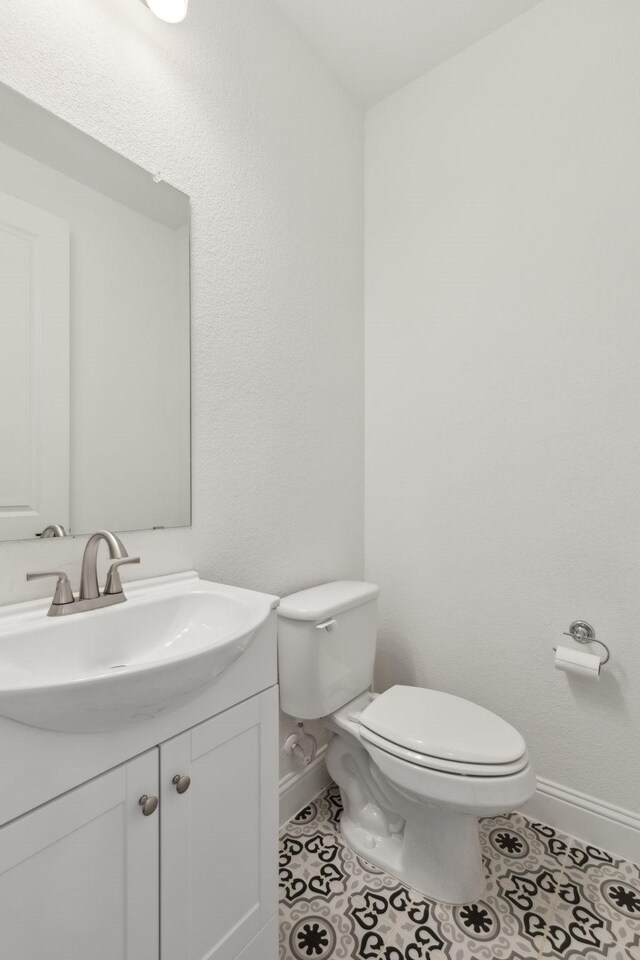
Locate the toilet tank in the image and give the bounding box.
[278,581,380,719]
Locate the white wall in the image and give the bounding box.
[366,0,640,811]
[0,0,363,777]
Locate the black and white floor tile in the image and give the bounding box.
[279,784,640,960]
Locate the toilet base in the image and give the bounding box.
[326,730,486,903]
[339,804,485,904]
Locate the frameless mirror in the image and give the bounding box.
[0,83,190,541]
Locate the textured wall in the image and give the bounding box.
[0,0,363,776]
[366,0,640,811]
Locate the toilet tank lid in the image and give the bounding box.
[278,581,380,621]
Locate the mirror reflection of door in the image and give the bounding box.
[0,191,69,540]
[0,81,191,543]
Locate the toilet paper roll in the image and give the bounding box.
[554,645,601,680]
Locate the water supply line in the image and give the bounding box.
[284,722,318,766]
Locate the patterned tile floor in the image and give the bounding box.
[279,784,640,960]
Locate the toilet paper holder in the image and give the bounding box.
[554,620,611,665]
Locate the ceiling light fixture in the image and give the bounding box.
[143,0,189,24]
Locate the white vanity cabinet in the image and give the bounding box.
[0,687,278,960]
[0,573,279,960]
[161,690,278,960]
[0,749,160,960]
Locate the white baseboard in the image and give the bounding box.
[522,777,640,865]
[279,746,330,829]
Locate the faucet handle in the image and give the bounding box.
[26,571,75,606]
[104,557,140,596]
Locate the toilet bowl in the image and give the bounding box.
[277,581,536,903]
[324,689,535,902]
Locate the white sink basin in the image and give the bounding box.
[0,572,278,733]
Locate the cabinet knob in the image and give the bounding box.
[138,794,159,816]
[172,774,191,795]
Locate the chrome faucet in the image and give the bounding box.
[27,530,140,617]
[80,530,130,600]
[39,524,68,538]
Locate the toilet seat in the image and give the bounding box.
[360,726,529,777]
[359,685,527,776]
[364,738,536,817]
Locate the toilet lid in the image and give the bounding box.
[360,686,526,767]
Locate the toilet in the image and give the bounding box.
[277,581,536,904]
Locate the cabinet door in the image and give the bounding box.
[161,687,278,960]
[0,748,159,960]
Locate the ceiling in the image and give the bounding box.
[273,0,543,108]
